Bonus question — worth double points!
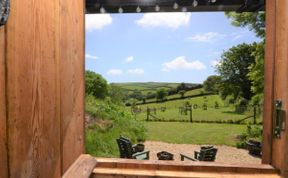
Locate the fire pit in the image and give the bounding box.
[246,140,262,157]
[157,151,174,160]
[134,143,145,152]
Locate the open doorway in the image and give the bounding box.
[84,1,265,165]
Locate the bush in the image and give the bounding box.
[236,124,262,149]
[85,95,147,157]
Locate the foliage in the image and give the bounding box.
[248,41,265,105]
[178,90,186,98]
[129,89,143,101]
[85,70,108,99]
[85,95,147,157]
[109,84,125,104]
[236,124,262,148]
[156,88,168,102]
[203,75,222,93]
[225,12,265,39]
[216,43,257,100]
[225,12,265,106]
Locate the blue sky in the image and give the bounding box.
[85,12,260,84]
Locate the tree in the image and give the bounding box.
[216,43,257,100]
[156,88,168,102]
[225,12,265,39]
[177,82,186,92]
[225,12,265,105]
[129,89,143,101]
[109,84,125,104]
[203,75,222,93]
[248,41,264,104]
[178,90,186,98]
[85,70,108,99]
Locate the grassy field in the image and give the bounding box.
[113,82,199,95]
[132,95,260,123]
[145,122,246,146]
[167,88,205,100]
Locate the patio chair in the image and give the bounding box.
[116,136,149,160]
[180,147,217,161]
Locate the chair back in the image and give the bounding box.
[116,137,134,158]
[198,148,217,161]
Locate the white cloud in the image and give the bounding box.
[107,69,123,76]
[86,14,112,31]
[162,56,206,72]
[85,54,98,59]
[125,56,134,63]
[187,32,226,42]
[136,13,191,29]
[210,60,220,67]
[127,68,144,75]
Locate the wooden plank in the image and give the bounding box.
[59,0,85,173]
[0,26,8,178]
[93,158,279,178]
[62,154,97,178]
[262,0,276,165]
[94,158,278,174]
[93,168,280,178]
[6,0,61,177]
[272,0,288,173]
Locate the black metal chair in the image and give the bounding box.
[116,136,149,160]
[180,147,217,161]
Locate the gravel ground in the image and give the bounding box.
[144,141,261,164]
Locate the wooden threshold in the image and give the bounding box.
[92,157,280,178]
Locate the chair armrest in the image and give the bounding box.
[180,154,197,161]
[132,151,150,160]
[132,144,137,153]
[194,151,200,159]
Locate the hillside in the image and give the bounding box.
[111,82,201,95]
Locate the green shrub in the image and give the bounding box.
[236,124,262,149]
[85,95,147,157]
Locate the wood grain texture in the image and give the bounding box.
[262,0,276,165]
[93,168,281,178]
[92,158,280,178]
[0,26,8,178]
[272,0,288,173]
[62,154,97,178]
[94,158,278,174]
[6,0,61,177]
[59,0,85,173]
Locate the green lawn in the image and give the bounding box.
[145,122,246,146]
[133,95,260,123]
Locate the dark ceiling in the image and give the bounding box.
[86,0,265,14]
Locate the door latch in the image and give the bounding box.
[274,100,286,138]
[0,0,10,26]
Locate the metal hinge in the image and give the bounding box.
[274,100,286,139]
[0,0,10,26]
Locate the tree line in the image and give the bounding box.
[203,12,264,109]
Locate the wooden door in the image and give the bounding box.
[263,0,288,177]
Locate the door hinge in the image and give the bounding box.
[0,0,10,26]
[274,100,286,138]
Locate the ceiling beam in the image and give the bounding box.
[86,0,265,14]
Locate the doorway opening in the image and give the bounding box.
[84,0,266,165]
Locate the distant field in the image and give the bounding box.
[112,82,200,95]
[145,122,246,146]
[131,95,261,123]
